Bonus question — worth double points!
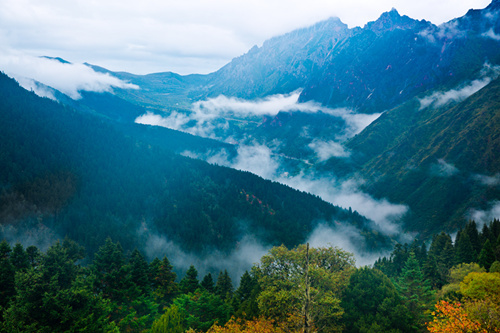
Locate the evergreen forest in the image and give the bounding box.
[1,219,500,332]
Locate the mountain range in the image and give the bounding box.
[1,0,500,263]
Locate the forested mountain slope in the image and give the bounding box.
[0,72,384,256]
[336,76,500,235]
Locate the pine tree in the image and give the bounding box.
[26,245,41,267]
[395,252,435,330]
[153,256,178,305]
[129,248,150,295]
[465,221,481,260]
[10,243,30,271]
[455,231,475,264]
[424,254,443,289]
[180,265,199,294]
[216,270,234,301]
[201,273,215,293]
[0,240,15,309]
[478,239,496,271]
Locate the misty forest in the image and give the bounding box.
[2,0,500,332]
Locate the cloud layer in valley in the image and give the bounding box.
[0,53,138,100]
[183,143,408,238]
[136,91,381,144]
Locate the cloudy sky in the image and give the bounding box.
[0,0,491,75]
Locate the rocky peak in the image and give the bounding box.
[365,8,421,33]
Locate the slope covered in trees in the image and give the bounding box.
[333,75,500,235]
[0,72,384,257]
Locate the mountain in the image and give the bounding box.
[328,75,500,236]
[0,72,386,257]
[105,2,500,115]
[3,1,499,248]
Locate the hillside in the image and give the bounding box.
[337,76,500,235]
[0,72,385,257]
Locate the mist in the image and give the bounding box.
[307,223,392,267]
[137,92,407,266]
[468,200,500,227]
[419,63,500,109]
[136,92,381,144]
[431,159,459,177]
[138,223,268,284]
[473,173,500,186]
[0,52,139,100]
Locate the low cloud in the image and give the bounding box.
[280,175,408,236]
[418,21,466,43]
[419,64,500,109]
[136,92,381,162]
[473,173,500,186]
[468,201,500,227]
[0,52,138,100]
[184,143,408,237]
[308,140,351,160]
[481,28,500,41]
[139,224,268,283]
[431,159,459,177]
[419,77,492,109]
[0,221,60,252]
[307,223,392,267]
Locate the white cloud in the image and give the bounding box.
[183,144,408,236]
[307,224,391,266]
[135,92,381,145]
[432,159,459,177]
[419,77,492,109]
[468,201,500,226]
[481,28,500,41]
[0,52,138,99]
[473,173,500,186]
[139,224,269,283]
[280,175,408,235]
[419,64,500,109]
[0,0,490,74]
[309,140,351,160]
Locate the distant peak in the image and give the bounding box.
[364,8,420,33]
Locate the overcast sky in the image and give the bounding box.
[0,0,492,75]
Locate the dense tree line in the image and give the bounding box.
[1,219,499,332]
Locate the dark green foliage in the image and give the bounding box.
[129,248,151,295]
[423,255,444,290]
[394,252,435,330]
[180,265,200,294]
[215,270,233,301]
[201,273,215,293]
[0,72,376,257]
[465,221,482,260]
[173,290,233,331]
[234,270,260,320]
[0,240,15,309]
[2,241,118,332]
[455,231,476,264]
[91,238,133,302]
[341,267,413,332]
[478,239,496,271]
[25,245,41,268]
[429,232,455,282]
[10,243,29,271]
[152,256,178,306]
